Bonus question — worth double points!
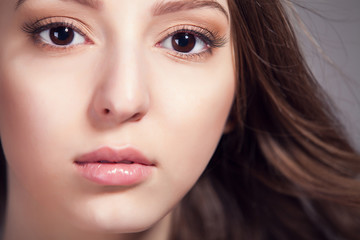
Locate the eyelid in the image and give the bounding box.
[155,24,228,62]
[22,16,95,48]
[157,24,219,47]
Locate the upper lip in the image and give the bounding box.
[74,146,154,166]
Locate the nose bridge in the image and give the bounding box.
[108,44,145,106]
[91,33,150,125]
[104,0,148,103]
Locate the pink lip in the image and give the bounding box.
[74,146,155,186]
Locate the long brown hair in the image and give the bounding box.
[0,0,359,239]
[170,0,360,239]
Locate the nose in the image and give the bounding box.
[89,51,150,128]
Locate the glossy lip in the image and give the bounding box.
[74,146,155,186]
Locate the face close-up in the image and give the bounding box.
[0,0,235,239]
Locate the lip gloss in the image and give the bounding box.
[74,146,154,186]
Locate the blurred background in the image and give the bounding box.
[293,0,360,150]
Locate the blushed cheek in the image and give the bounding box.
[0,57,54,142]
[152,54,236,195]
[0,63,48,186]
[0,55,80,202]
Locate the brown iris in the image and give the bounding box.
[49,27,75,45]
[171,32,196,53]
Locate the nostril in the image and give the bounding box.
[103,108,110,115]
[132,113,142,121]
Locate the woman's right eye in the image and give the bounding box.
[22,18,92,49]
[39,26,86,47]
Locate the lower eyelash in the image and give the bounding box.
[160,25,228,61]
[21,18,88,48]
[22,18,227,60]
[163,26,227,49]
[168,51,212,62]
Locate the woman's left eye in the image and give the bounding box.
[160,32,208,54]
[39,26,85,46]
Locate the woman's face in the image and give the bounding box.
[0,0,234,236]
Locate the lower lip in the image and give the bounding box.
[75,163,153,186]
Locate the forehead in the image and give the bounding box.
[15,0,230,14]
[10,0,230,32]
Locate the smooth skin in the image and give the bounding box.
[0,0,235,239]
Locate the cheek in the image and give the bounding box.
[0,40,101,145]
[149,52,235,198]
[0,50,94,203]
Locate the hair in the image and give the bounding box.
[170,0,360,239]
[1,0,360,239]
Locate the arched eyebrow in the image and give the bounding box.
[15,0,229,21]
[152,0,229,21]
[15,0,102,10]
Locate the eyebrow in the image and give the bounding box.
[15,0,102,10]
[15,0,229,21]
[152,0,229,20]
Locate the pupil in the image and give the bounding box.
[172,33,196,53]
[50,27,74,45]
[176,34,190,47]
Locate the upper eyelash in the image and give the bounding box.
[21,19,227,60]
[158,25,227,61]
[22,21,226,48]
[160,25,227,49]
[22,18,87,41]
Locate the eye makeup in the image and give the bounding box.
[156,24,228,62]
[21,16,94,51]
[21,16,228,62]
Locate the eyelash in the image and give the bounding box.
[22,18,91,50]
[157,25,227,61]
[21,19,227,61]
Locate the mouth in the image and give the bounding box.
[74,146,155,186]
[77,160,137,164]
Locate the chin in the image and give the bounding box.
[65,194,171,234]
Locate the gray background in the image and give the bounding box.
[294,0,360,150]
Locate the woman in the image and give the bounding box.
[0,0,359,239]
